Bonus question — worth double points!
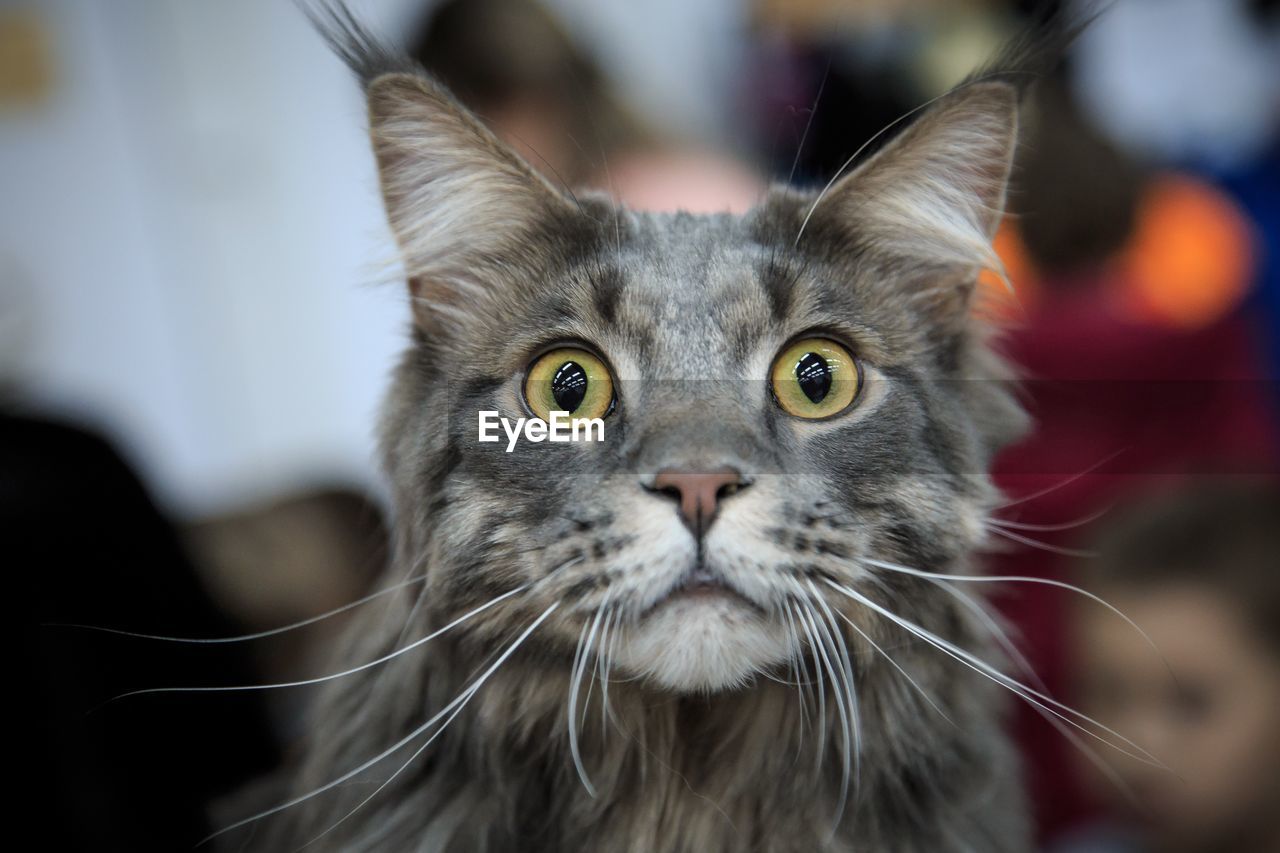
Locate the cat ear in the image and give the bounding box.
[814,81,1018,277]
[365,72,575,328]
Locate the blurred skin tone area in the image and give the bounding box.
[1073,584,1280,853]
[484,97,765,215]
[410,0,764,214]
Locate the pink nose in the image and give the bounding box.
[652,468,745,535]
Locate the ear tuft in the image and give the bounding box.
[303,3,575,331]
[299,0,418,87]
[366,73,572,306]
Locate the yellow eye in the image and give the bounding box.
[770,337,860,419]
[524,347,615,421]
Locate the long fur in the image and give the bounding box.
[225,4,1093,850]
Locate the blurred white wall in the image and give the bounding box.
[0,0,739,517]
[1,0,409,515]
[1072,0,1280,170]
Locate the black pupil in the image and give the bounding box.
[551,361,588,413]
[795,352,832,404]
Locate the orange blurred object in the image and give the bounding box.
[1118,175,1256,330]
[980,174,1256,331]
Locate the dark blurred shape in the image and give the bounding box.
[752,41,918,188]
[411,0,593,116]
[1057,482,1280,853]
[745,0,1070,188]
[744,1,927,188]
[1220,135,1280,387]
[408,0,644,187]
[6,413,277,850]
[1251,0,1280,24]
[0,8,55,110]
[1085,483,1280,648]
[1013,75,1145,279]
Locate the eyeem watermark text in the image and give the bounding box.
[478,411,604,452]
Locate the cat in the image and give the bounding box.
[243,5,1047,851]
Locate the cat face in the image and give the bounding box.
[370,72,1027,692]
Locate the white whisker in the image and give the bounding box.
[988,503,1112,533]
[114,585,526,701]
[993,451,1124,511]
[202,601,559,846]
[805,577,861,754]
[368,575,434,698]
[922,577,1048,694]
[567,620,590,754]
[799,578,858,827]
[296,681,478,851]
[824,578,1170,771]
[833,610,953,726]
[792,588,853,819]
[534,555,586,588]
[791,599,828,765]
[568,595,608,797]
[860,556,1174,685]
[389,578,432,650]
[987,525,1097,558]
[295,614,546,851]
[804,580,861,769]
[596,608,614,741]
[916,579,1141,798]
[51,573,427,644]
[781,603,811,744]
[1035,698,1143,809]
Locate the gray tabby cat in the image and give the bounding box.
[256,6,1044,851]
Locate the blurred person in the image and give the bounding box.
[972,71,1279,842]
[408,0,763,213]
[1056,483,1280,853]
[5,410,279,850]
[7,411,391,848]
[408,0,627,188]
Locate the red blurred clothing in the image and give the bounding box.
[988,275,1279,841]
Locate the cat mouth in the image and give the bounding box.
[643,564,762,617]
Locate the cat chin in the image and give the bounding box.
[614,596,792,693]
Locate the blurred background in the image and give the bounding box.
[4,0,1279,850]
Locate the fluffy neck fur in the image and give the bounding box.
[267,574,1027,853]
